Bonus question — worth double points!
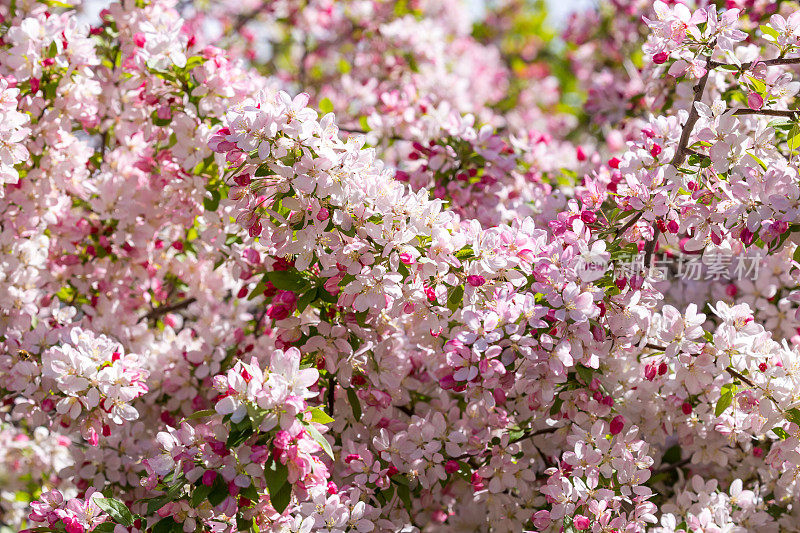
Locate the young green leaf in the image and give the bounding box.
[95,497,134,526]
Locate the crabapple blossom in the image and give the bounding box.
[9,1,800,532]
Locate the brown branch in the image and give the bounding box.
[614,212,643,238]
[452,427,560,461]
[710,57,800,70]
[230,5,269,34]
[653,457,691,475]
[671,65,713,168]
[725,367,756,388]
[644,227,661,268]
[732,108,799,118]
[142,297,196,321]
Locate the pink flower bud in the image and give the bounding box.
[650,144,662,157]
[202,470,217,486]
[747,91,764,110]
[653,52,669,64]
[610,415,625,435]
[681,402,693,415]
[740,227,754,246]
[574,515,591,530]
[667,219,679,233]
[234,173,251,186]
[445,460,460,474]
[133,32,146,47]
[470,472,484,491]
[467,275,486,287]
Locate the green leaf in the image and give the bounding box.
[184,55,206,71]
[760,24,780,40]
[95,497,134,526]
[395,482,412,513]
[184,409,216,421]
[42,0,74,7]
[575,364,594,385]
[715,383,736,416]
[246,403,268,430]
[265,460,292,513]
[774,426,790,440]
[94,524,117,533]
[319,97,334,114]
[144,495,173,515]
[549,395,564,416]
[358,116,370,132]
[266,270,310,292]
[237,516,257,531]
[227,418,254,447]
[296,288,318,312]
[265,459,289,496]
[203,189,221,212]
[455,247,473,260]
[786,408,800,426]
[270,479,292,514]
[788,124,800,152]
[447,285,464,312]
[190,483,213,507]
[254,163,273,177]
[208,476,228,506]
[347,388,362,419]
[662,444,682,464]
[240,483,259,502]
[309,407,335,424]
[747,75,767,96]
[152,517,180,533]
[304,423,334,459]
[248,278,268,301]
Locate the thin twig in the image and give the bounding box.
[644,227,661,268]
[614,212,643,238]
[725,367,757,388]
[653,457,692,475]
[671,57,714,168]
[710,57,800,70]
[452,427,560,461]
[327,375,336,416]
[141,297,196,321]
[732,108,799,118]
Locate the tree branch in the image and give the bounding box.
[614,212,643,238]
[725,366,756,388]
[671,64,713,168]
[732,108,799,118]
[141,297,196,321]
[710,57,800,70]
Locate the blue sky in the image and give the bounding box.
[547,0,597,23]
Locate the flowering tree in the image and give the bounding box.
[6,0,800,531]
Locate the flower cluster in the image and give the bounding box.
[8,0,800,532]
